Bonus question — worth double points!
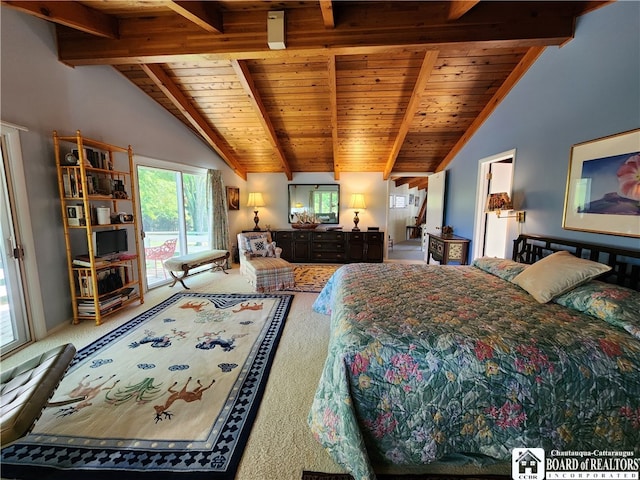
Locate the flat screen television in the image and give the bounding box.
[93,229,128,257]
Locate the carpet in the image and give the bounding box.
[289,264,341,292]
[302,472,509,480]
[1,292,293,480]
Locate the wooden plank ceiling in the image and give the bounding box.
[3,1,609,188]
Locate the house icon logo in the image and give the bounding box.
[512,448,545,480]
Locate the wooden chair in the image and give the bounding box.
[145,238,177,278]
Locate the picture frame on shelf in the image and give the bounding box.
[563,128,640,238]
[66,205,85,227]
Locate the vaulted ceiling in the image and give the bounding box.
[3,1,609,189]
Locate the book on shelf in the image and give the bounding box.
[78,291,124,313]
[77,270,93,296]
[73,255,109,267]
[75,265,125,297]
[78,298,121,310]
[85,173,96,195]
[77,301,123,315]
[62,172,72,197]
[62,171,81,198]
[73,148,111,170]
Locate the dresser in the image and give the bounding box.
[272,230,383,263]
[347,231,384,263]
[310,230,348,262]
[426,233,470,265]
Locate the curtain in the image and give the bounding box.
[207,169,231,268]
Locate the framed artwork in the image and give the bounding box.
[563,128,639,238]
[226,186,240,211]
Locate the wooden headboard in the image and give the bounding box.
[512,234,640,291]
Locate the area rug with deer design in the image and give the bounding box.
[1,292,293,480]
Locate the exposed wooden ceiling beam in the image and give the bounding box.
[2,0,119,39]
[383,50,439,180]
[410,177,430,190]
[391,176,426,190]
[437,46,546,173]
[319,0,335,28]
[392,178,413,187]
[447,1,480,21]
[581,1,616,15]
[166,1,223,34]
[54,3,578,65]
[327,55,339,180]
[140,63,247,179]
[231,60,293,180]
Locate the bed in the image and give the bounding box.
[309,234,640,480]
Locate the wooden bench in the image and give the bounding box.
[163,249,230,289]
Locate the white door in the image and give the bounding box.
[472,150,515,260]
[0,124,40,354]
[423,170,446,262]
[0,143,30,353]
[484,162,513,257]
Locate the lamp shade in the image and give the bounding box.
[350,193,366,210]
[485,192,513,212]
[247,192,265,208]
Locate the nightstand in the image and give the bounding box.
[427,233,470,265]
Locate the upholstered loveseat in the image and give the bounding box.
[237,232,295,292]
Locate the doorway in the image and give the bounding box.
[0,123,46,355]
[423,170,446,263]
[472,149,515,260]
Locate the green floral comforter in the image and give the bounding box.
[309,264,640,480]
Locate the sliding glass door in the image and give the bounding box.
[136,161,209,289]
[0,130,31,354]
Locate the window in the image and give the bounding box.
[136,159,209,289]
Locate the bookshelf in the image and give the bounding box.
[54,130,144,325]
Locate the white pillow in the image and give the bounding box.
[511,250,612,303]
[241,233,271,253]
[249,237,269,257]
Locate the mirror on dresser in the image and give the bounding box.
[288,184,340,224]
